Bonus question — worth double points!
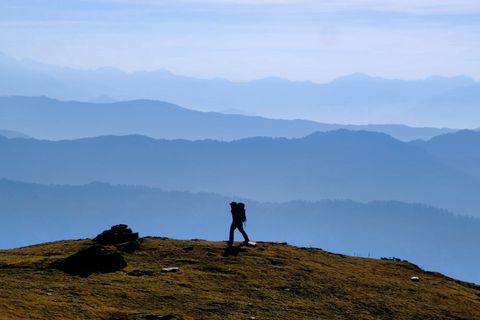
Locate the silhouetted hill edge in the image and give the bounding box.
[0,96,456,141]
[0,178,479,284]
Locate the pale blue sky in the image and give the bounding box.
[1,0,479,81]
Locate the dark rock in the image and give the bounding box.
[53,245,127,277]
[223,246,247,257]
[116,240,141,253]
[183,246,194,251]
[94,224,139,245]
[381,257,402,262]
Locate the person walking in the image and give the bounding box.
[228,202,250,246]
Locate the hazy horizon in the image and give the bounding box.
[2,0,480,82]
[2,51,479,84]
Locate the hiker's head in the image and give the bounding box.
[238,202,245,208]
[230,202,237,208]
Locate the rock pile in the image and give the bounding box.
[94,224,141,253]
[94,224,139,245]
[53,224,140,277]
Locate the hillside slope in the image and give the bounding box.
[0,238,479,320]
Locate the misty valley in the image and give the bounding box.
[1,96,479,284]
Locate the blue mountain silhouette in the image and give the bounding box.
[0,96,455,141]
[0,52,478,127]
[0,130,478,216]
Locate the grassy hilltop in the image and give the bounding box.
[0,237,479,320]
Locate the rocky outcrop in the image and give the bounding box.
[94,224,139,245]
[52,245,127,277]
[53,224,140,277]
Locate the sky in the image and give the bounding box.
[1,0,480,82]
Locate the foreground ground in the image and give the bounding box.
[0,237,479,319]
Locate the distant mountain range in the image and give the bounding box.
[1,178,479,283]
[0,96,456,141]
[0,129,30,139]
[1,52,479,128]
[1,130,479,216]
[412,130,480,180]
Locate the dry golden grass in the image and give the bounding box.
[0,237,479,319]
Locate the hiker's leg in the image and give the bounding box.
[237,224,250,242]
[228,223,235,245]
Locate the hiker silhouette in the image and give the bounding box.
[228,202,250,246]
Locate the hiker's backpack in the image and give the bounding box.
[238,204,247,223]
